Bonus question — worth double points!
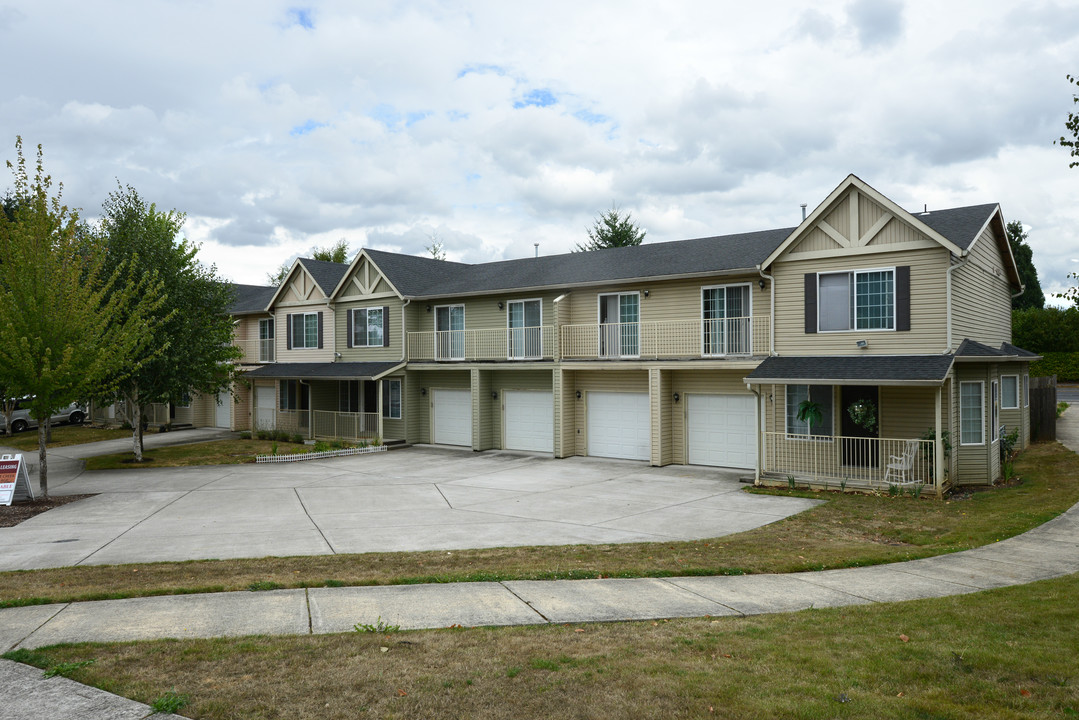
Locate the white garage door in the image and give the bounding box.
[587,391,650,461]
[433,389,472,447]
[215,389,231,428]
[687,394,757,469]
[504,390,553,452]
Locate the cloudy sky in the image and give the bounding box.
[2,1,1077,301]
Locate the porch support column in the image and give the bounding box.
[376,379,384,444]
[934,385,943,499]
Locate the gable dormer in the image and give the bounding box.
[335,254,400,300]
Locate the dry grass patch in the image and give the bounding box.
[9,573,1079,719]
[84,438,309,470]
[1,425,130,450]
[1,442,1075,609]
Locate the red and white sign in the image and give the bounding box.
[0,454,32,506]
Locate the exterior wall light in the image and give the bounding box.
[673,392,680,403]
[758,278,766,290]
[491,391,499,400]
[497,301,504,310]
[421,387,427,396]
[575,390,582,400]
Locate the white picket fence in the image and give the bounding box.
[255,444,387,464]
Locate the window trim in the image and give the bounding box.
[991,380,999,443]
[506,298,543,360]
[351,307,385,348]
[1001,374,1019,410]
[382,378,402,420]
[290,311,320,349]
[785,384,835,440]
[816,267,896,333]
[1023,373,1029,407]
[701,283,753,357]
[959,381,985,446]
[597,291,641,358]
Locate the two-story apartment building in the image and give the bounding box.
[224,175,1034,492]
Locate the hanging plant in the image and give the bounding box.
[847,399,878,433]
[796,400,823,432]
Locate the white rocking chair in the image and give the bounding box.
[882,440,920,487]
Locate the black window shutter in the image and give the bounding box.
[346,309,354,349]
[317,312,324,349]
[286,314,293,350]
[383,306,390,347]
[896,266,911,331]
[804,274,817,334]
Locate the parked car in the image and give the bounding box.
[0,399,87,434]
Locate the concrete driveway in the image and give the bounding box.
[0,444,820,571]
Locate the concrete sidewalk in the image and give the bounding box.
[3,409,1078,718]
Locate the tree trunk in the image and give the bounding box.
[38,421,48,498]
[45,415,52,444]
[127,388,144,462]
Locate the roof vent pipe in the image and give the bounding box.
[534,243,539,258]
[800,203,807,221]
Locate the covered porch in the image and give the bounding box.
[747,355,955,495]
[245,361,406,444]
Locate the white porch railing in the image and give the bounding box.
[762,432,936,488]
[560,316,770,360]
[234,339,275,364]
[255,409,309,435]
[312,410,380,441]
[408,326,556,361]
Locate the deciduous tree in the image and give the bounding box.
[1057,74,1079,168]
[1006,221,1044,310]
[0,139,162,495]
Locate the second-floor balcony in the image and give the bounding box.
[234,339,276,364]
[560,316,770,360]
[408,326,557,362]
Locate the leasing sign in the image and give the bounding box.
[0,454,33,506]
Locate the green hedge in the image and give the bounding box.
[1030,352,1079,382]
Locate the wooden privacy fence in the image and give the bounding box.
[1030,375,1057,442]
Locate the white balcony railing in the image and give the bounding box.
[408,326,556,361]
[312,410,380,441]
[560,317,769,360]
[235,339,275,364]
[762,432,936,488]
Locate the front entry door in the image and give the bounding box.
[841,386,879,468]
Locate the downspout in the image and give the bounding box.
[757,266,776,355]
[945,253,970,353]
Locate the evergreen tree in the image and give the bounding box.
[1006,221,1044,310]
[574,206,646,251]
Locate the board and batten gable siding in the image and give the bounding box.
[772,246,950,355]
[335,300,403,361]
[563,275,770,326]
[950,225,1013,348]
[337,256,398,300]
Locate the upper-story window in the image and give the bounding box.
[818,268,894,332]
[1001,375,1019,409]
[702,284,751,355]
[507,299,542,359]
[435,305,465,360]
[352,307,384,347]
[598,292,640,358]
[287,311,322,350]
[258,319,275,363]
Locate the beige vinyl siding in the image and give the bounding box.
[472,368,494,450]
[172,404,193,425]
[877,387,949,441]
[274,306,335,363]
[405,369,470,446]
[486,369,555,452]
[649,369,673,466]
[999,369,1026,451]
[671,369,755,465]
[772,246,950,355]
[572,370,649,456]
[951,226,1013,348]
[308,381,336,413]
[557,369,576,457]
[413,292,561,333]
[337,257,397,299]
[231,382,252,431]
[189,394,215,428]
[563,276,770,326]
[335,301,403,361]
[954,364,998,485]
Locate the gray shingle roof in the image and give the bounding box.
[228,284,276,314]
[243,362,402,380]
[1000,342,1040,358]
[955,339,1008,357]
[746,355,955,384]
[913,204,998,250]
[365,227,795,298]
[299,258,351,295]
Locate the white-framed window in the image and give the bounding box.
[960,381,984,445]
[1023,373,1029,407]
[258,318,275,362]
[290,312,319,349]
[1001,375,1019,410]
[435,304,465,360]
[351,307,384,348]
[382,378,402,419]
[785,385,834,438]
[279,379,308,411]
[818,268,895,332]
[507,299,543,359]
[598,292,640,358]
[991,380,999,443]
[702,283,752,355]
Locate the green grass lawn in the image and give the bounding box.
[1,425,131,450]
[2,441,1075,608]
[8,572,1078,719]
